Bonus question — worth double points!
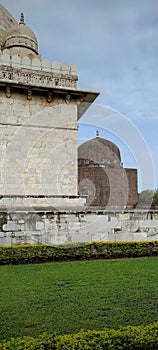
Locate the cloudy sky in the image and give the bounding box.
[1,0,158,191]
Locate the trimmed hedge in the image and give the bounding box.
[0,241,158,265]
[0,323,158,349]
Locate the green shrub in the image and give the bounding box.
[0,323,158,349]
[0,241,158,265]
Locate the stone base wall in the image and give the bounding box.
[0,210,158,246]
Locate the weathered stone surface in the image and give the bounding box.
[0,231,11,245]
[3,221,20,231]
[0,89,79,198]
[36,221,44,230]
[0,210,158,246]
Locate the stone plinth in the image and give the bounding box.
[0,209,158,246]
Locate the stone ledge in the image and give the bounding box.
[0,195,87,211]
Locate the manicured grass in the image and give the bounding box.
[0,257,158,341]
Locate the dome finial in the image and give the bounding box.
[19,13,25,25]
[96,130,99,137]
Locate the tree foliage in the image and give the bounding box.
[139,189,155,203]
[139,189,158,204]
[153,189,158,203]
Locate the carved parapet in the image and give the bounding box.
[0,52,78,78]
[0,53,78,89]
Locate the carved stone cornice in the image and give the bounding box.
[0,66,78,90]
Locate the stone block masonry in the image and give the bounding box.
[0,210,158,246]
[0,88,79,197]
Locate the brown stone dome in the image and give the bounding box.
[5,13,38,54]
[78,136,121,168]
[0,4,17,48]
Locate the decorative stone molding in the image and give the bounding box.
[0,66,77,90]
[5,84,11,98]
[27,88,32,100]
[47,91,53,103]
[65,93,71,103]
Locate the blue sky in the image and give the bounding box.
[1,0,158,191]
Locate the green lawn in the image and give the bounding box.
[0,257,158,341]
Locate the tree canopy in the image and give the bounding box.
[139,189,158,204]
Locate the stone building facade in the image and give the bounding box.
[78,135,138,208]
[0,3,98,211]
[0,4,153,247]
